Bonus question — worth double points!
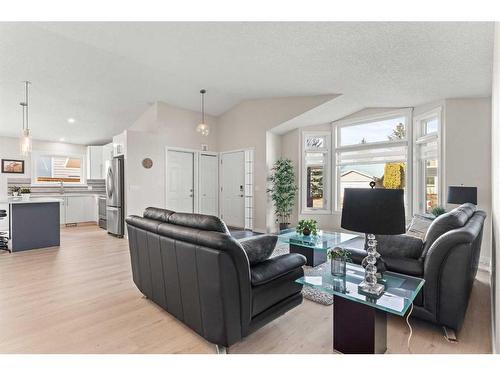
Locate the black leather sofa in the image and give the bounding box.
[345,203,486,333]
[126,208,306,350]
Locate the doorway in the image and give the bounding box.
[166,149,195,213]
[220,150,245,228]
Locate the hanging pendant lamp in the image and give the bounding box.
[196,89,210,136]
[19,81,32,156]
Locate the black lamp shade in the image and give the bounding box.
[341,188,406,235]
[447,186,477,205]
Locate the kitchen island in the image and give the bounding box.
[0,197,62,252]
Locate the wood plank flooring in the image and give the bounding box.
[0,225,492,354]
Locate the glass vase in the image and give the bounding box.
[331,257,346,276]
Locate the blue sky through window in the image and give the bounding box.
[340,117,406,146]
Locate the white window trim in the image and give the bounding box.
[31,151,87,186]
[300,130,332,215]
[412,106,444,214]
[332,108,413,213]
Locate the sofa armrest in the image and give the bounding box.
[240,234,278,265]
[250,253,306,286]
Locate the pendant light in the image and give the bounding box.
[196,89,210,136]
[19,81,32,156]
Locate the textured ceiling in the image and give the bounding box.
[0,22,494,144]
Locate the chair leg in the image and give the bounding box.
[216,344,228,354]
[442,326,458,343]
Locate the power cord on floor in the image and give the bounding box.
[406,301,414,353]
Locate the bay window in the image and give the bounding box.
[413,108,442,214]
[334,111,411,211]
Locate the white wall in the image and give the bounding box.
[444,98,492,267]
[491,22,500,354]
[217,96,334,232]
[0,136,86,198]
[120,101,218,219]
[265,131,282,233]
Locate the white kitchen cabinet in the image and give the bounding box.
[102,143,113,175]
[65,196,98,224]
[59,198,66,225]
[65,196,86,224]
[87,146,104,180]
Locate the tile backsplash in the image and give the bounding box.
[7,178,106,196]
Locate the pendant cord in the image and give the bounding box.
[25,81,29,131]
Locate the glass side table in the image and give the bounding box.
[296,262,425,354]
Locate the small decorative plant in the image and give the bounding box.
[296,219,318,236]
[20,187,31,194]
[327,247,352,262]
[10,186,21,196]
[431,206,446,218]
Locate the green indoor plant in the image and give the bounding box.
[431,206,446,218]
[296,219,318,236]
[327,247,352,276]
[267,159,298,231]
[20,187,31,200]
[10,186,21,197]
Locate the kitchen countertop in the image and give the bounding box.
[0,197,63,204]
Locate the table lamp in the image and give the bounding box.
[447,186,477,205]
[341,186,406,296]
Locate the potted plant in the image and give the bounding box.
[267,159,298,231]
[431,206,446,218]
[296,219,318,237]
[20,187,31,200]
[327,247,352,276]
[11,186,21,197]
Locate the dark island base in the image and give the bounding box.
[10,202,60,252]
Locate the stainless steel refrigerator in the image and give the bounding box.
[106,156,124,237]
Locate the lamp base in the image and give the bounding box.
[358,281,385,297]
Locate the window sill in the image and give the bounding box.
[300,209,334,216]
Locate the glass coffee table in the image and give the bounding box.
[278,229,359,266]
[296,262,425,354]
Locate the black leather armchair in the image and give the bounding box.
[126,208,306,350]
[345,203,486,333]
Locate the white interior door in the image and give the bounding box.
[199,154,219,216]
[167,150,194,213]
[221,151,245,228]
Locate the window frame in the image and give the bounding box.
[332,109,413,213]
[413,107,444,214]
[31,152,87,186]
[301,130,332,214]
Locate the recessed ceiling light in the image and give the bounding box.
[59,138,65,142]
[67,118,76,123]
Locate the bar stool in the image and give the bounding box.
[0,209,9,252]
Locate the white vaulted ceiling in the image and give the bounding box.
[0,22,494,144]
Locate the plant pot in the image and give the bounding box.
[279,223,290,231]
[302,227,311,236]
[331,258,347,276]
[21,193,31,200]
[12,192,19,197]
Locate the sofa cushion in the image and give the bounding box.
[374,234,424,259]
[422,203,476,258]
[240,235,278,265]
[250,253,306,286]
[407,214,434,240]
[143,207,175,222]
[126,215,162,233]
[383,256,424,277]
[168,212,230,234]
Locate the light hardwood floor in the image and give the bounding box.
[0,225,492,354]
